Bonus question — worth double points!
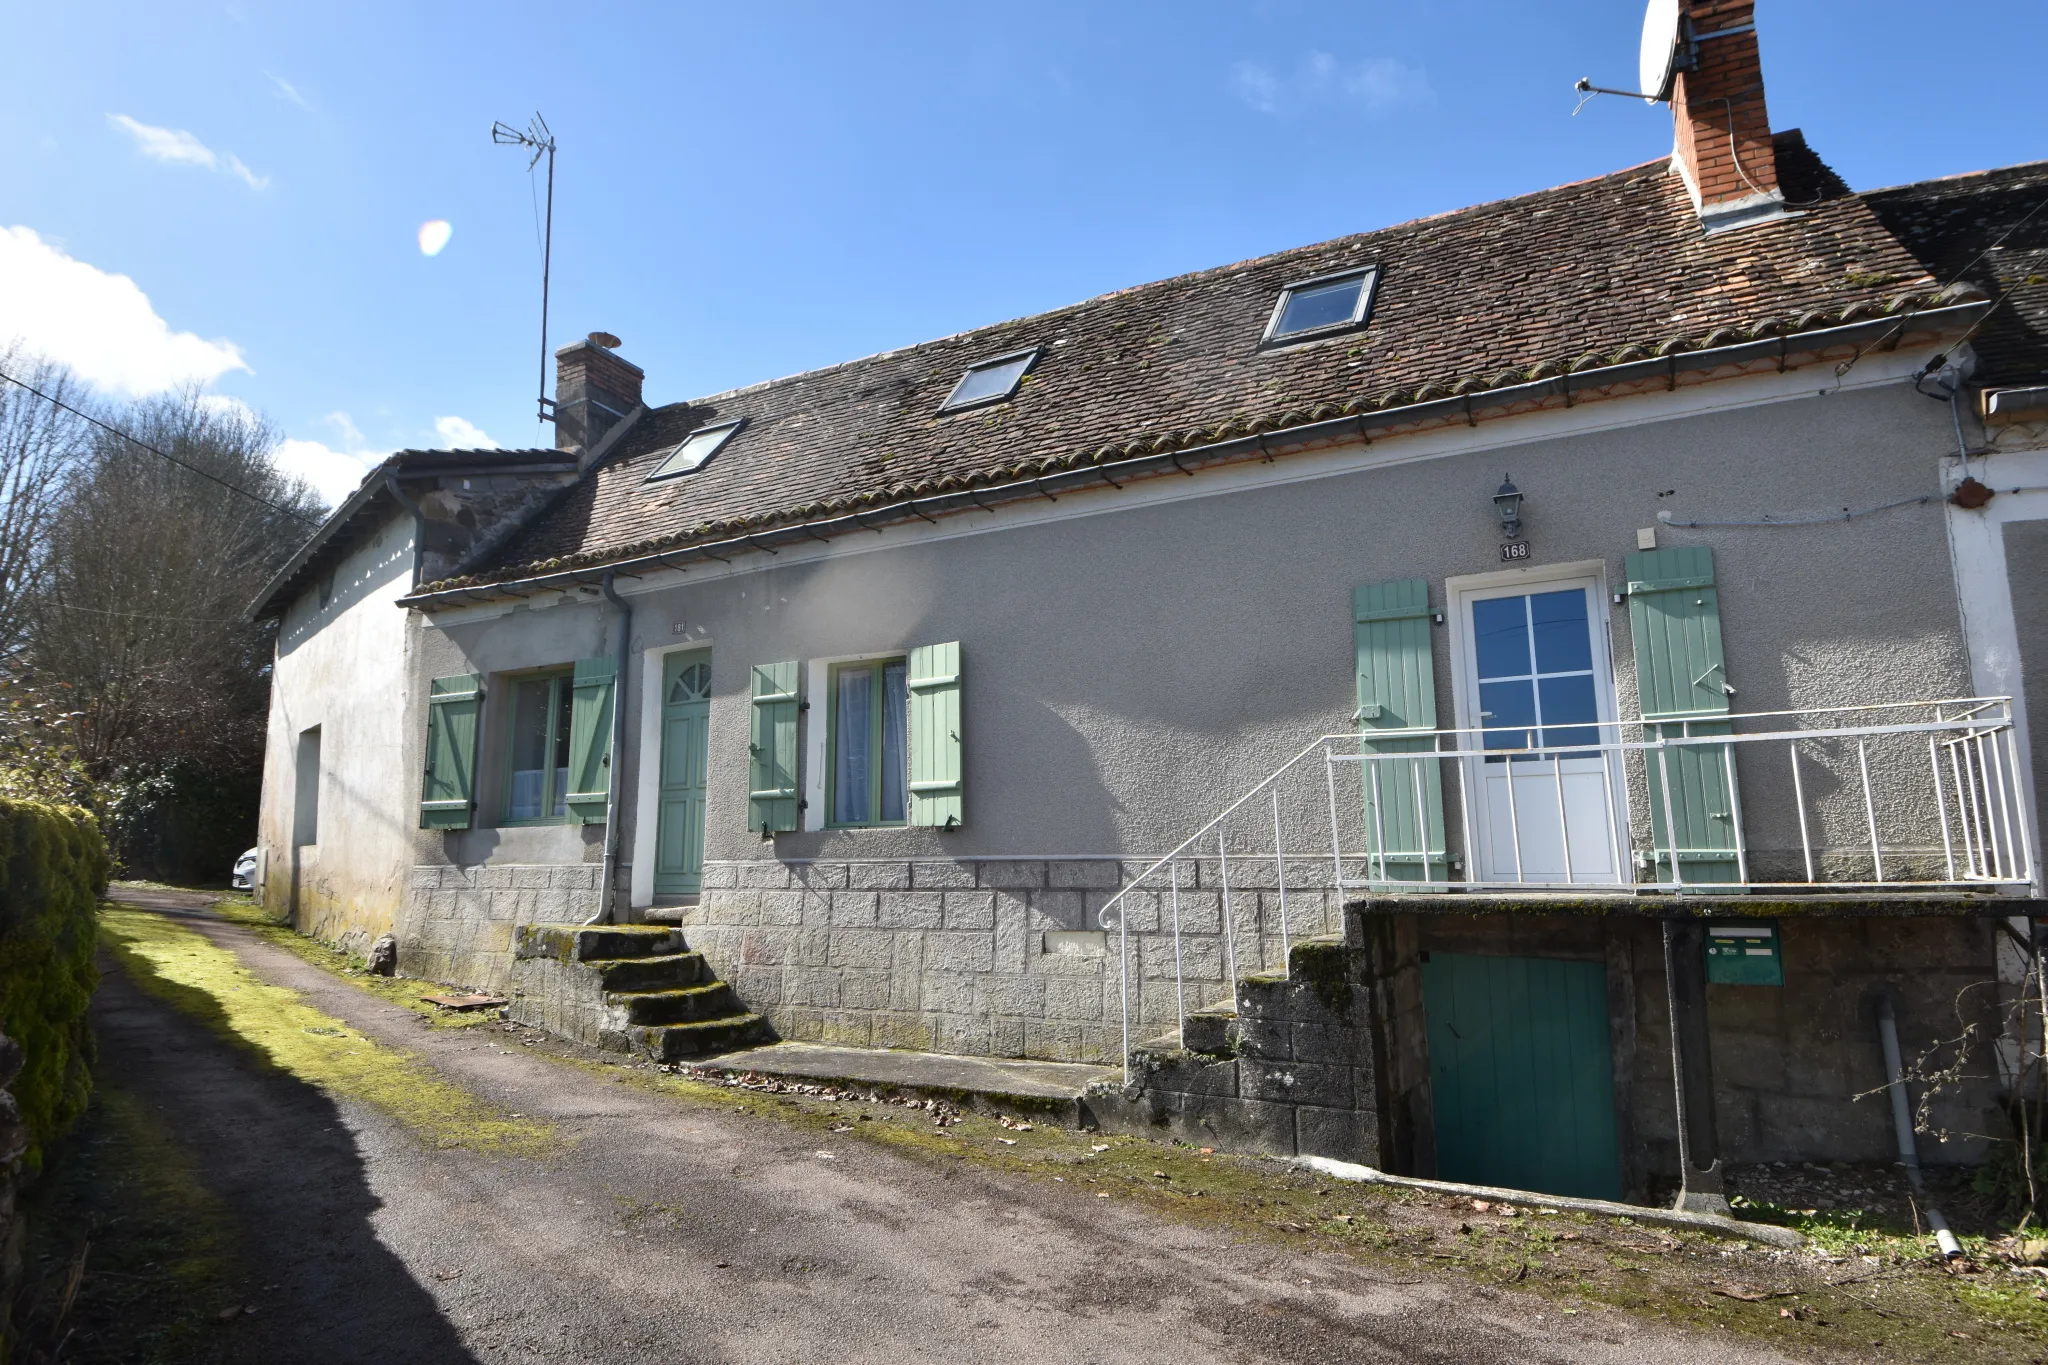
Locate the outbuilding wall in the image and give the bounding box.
[257,511,420,952]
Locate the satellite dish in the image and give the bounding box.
[1638,0,1682,103]
[588,330,622,350]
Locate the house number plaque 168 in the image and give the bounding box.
[1499,541,1531,563]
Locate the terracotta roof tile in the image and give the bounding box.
[467,133,1955,587]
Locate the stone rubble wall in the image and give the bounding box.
[1086,939,1380,1165]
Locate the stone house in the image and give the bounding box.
[251,1,2047,1203]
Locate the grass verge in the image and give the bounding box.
[204,892,496,1033]
[98,902,557,1158]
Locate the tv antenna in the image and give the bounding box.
[491,112,557,423]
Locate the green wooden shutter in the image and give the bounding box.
[1353,578,1447,884]
[564,656,617,824]
[1625,546,1741,885]
[420,673,482,830]
[749,661,800,834]
[907,641,963,829]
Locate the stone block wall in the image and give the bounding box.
[397,863,603,994]
[677,856,1354,1065]
[1087,939,1381,1164]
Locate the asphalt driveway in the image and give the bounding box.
[79,890,1804,1365]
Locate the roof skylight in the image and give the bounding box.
[643,419,743,483]
[939,348,1038,413]
[1263,267,1379,346]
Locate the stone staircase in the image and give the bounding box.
[509,924,768,1060]
[1089,935,1377,1161]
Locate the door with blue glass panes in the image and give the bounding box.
[1458,579,1625,884]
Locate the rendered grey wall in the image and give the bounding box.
[402,377,1976,1045]
[543,378,1965,868]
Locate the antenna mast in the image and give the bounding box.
[491,112,557,424]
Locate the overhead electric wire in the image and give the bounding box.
[0,367,322,527]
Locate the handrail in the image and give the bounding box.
[1095,697,2034,1083]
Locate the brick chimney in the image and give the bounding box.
[552,332,643,453]
[1669,1,1785,232]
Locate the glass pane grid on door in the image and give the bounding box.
[1473,589,1600,762]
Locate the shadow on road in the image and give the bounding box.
[41,928,482,1365]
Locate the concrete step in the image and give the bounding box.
[515,923,682,963]
[683,1041,1119,1125]
[587,953,708,992]
[627,1014,772,1061]
[1180,1001,1240,1058]
[609,982,737,1026]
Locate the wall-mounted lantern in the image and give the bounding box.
[1493,474,1524,539]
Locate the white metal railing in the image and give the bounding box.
[1096,698,2036,1076]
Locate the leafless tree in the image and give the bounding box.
[0,346,93,659]
[30,387,322,781]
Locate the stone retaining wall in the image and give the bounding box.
[676,857,1352,1065]
[398,863,604,994]
[1087,938,1381,1163]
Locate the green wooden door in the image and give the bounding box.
[654,653,712,896]
[1422,952,1622,1199]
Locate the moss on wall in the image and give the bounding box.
[0,799,110,1170]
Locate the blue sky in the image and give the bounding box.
[3,1,2043,505]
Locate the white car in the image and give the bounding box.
[231,847,259,891]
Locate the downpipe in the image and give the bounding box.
[1878,993,1964,1259]
[586,572,633,927]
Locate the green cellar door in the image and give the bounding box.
[1421,952,1623,1200]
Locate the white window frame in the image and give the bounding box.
[1443,559,1631,882]
[803,649,908,831]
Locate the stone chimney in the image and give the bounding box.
[552,332,643,453]
[1669,0,1785,232]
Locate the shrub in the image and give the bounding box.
[0,798,110,1169]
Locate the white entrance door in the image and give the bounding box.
[1458,578,1625,885]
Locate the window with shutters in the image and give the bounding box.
[502,669,575,824]
[827,658,909,827]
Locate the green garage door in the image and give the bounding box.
[1421,951,1622,1200]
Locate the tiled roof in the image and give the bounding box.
[1863,160,2048,388]
[247,447,572,620]
[435,133,1966,595]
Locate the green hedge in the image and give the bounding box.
[0,798,109,1170]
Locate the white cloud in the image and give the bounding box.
[1231,53,1435,117]
[275,438,380,508]
[107,113,269,190]
[434,415,498,449]
[321,411,364,447]
[267,74,309,109]
[0,225,248,396]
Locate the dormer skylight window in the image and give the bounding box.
[1262,266,1379,347]
[643,418,743,483]
[938,348,1038,414]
